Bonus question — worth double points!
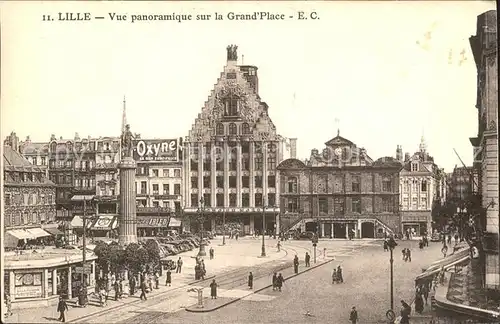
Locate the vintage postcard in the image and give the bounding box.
[0,1,498,323]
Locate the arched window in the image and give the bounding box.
[216,123,224,135]
[287,177,298,193]
[229,123,237,135]
[242,123,250,134]
[50,142,57,152]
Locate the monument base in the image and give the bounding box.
[119,234,137,245]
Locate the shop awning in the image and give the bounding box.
[71,195,95,201]
[44,227,64,236]
[137,216,170,228]
[71,215,93,228]
[416,249,470,282]
[168,218,182,227]
[25,227,51,238]
[5,229,35,240]
[91,215,118,230]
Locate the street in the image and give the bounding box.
[84,238,442,324]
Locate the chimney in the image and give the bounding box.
[404,152,411,162]
[5,132,19,151]
[396,145,403,162]
[50,134,56,141]
[74,132,80,141]
[289,138,297,159]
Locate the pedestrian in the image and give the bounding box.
[447,234,452,245]
[5,292,12,317]
[118,279,123,298]
[421,284,429,305]
[383,240,388,252]
[201,259,206,279]
[114,280,120,301]
[402,248,407,261]
[337,265,344,283]
[129,275,136,296]
[276,273,284,292]
[272,272,277,291]
[210,279,218,299]
[332,269,338,284]
[209,247,214,260]
[248,272,253,289]
[454,233,459,245]
[154,272,159,289]
[305,252,311,267]
[293,255,299,274]
[177,257,183,273]
[349,306,358,324]
[139,280,147,301]
[400,300,411,324]
[276,241,281,252]
[415,290,424,314]
[57,296,68,322]
[419,239,424,250]
[407,249,412,262]
[166,269,172,286]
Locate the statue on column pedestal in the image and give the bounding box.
[121,124,134,158]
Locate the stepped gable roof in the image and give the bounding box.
[324,135,354,147]
[373,156,404,169]
[277,158,307,170]
[401,151,435,172]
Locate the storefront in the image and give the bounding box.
[4,248,97,309]
[4,227,52,250]
[90,214,118,238]
[137,216,170,237]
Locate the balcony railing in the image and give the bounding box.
[95,163,118,170]
[136,207,171,214]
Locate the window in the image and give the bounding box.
[242,123,250,134]
[66,160,72,168]
[351,197,361,213]
[5,193,11,206]
[191,194,198,207]
[319,198,328,214]
[412,180,418,191]
[267,156,276,170]
[421,180,427,191]
[216,193,224,207]
[382,197,393,212]
[255,155,263,170]
[403,181,408,192]
[242,176,249,188]
[241,142,249,153]
[204,194,211,207]
[152,201,159,208]
[411,197,418,209]
[411,163,418,172]
[352,176,361,192]
[174,184,181,195]
[268,193,276,206]
[288,177,298,193]
[242,193,250,207]
[191,177,198,189]
[163,201,170,209]
[140,181,147,194]
[229,150,237,171]
[152,184,159,195]
[287,198,298,212]
[216,123,224,135]
[203,176,211,188]
[229,123,237,135]
[190,159,198,171]
[41,157,46,165]
[32,157,37,165]
[174,169,181,178]
[333,198,344,214]
[216,176,224,188]
[421,197,427,208]
[255,193,263,207]
[225,98,238,116]
[163,184,169,195]
[255,176,262,188]
[229,176,236,188]
[163,169,169,177]
[203,159,211,171]
[242,157,249,171]
[382,177,392,192]
[267,176,275,188]
[229,194,237,207]
[402,197,409,208]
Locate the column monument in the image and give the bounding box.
[118,124,138,245]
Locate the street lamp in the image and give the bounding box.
[387,236,398,312]
[197,197,207,257]
[260,205,277,257]
[222,208,226,246]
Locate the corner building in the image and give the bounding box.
[277,134,402,239]
[182,46,288,235]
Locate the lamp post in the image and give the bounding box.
[197,197,206,257]
[387,236,398,312]
[222,208,226,246]
[261,206,267,257]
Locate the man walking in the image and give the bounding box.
[209,247,214,260]
[139,280,148,301]
[176,257,183,273]
[337,265,344,283]
[248,272,253,289]
[57,296,68,322]
[305,252,311,267]
[293,255,299,274]
[349,306,358,324]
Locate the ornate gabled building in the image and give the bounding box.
[182,45,289,235]
[277,132,402,239]
[94,136,121,214]
[469,10,498,292]
[398,137,447,236]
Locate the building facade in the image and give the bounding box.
[133,138,183,236]
[446,166,479,202]
[11,133,50,178]
[469,10,499,291]
[182,45,289,235]
[398,138,447,236]
[94,136,121,215]
[277,133,402,239]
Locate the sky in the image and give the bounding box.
[1,1,496,172]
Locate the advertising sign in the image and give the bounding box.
[132,139,180,162]
[137,216,170,228]
[15,285,43,299]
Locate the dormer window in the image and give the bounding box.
[229,123,237,135]
[216,123,224,135]
[242,123,250,134]
[225,97,239,116]
[411,162,418,172]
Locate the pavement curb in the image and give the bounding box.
[66,275,215,323]
[185,258,336,313]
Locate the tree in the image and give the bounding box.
[108,242,126,275]
[125,243,149,275]
[144,240,161,273]
[94,241,111,275]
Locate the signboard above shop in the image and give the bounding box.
[132,139,180,162]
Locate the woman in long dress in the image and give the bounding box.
[210,279,218,299]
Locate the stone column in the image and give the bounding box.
[44,269,49,298]
[345,224,349,239]
[9,271,15,301]
[119,156,138,245]
[263,142,268,206]
[321,223,325,238]
[331,223,334,238]
[250,215,255,235]
[275,211,280,235]
[185,143,191,208]
[249,142,255,206]
[67,267,72,299]
[223,141,229,207]
[211,218,216,231]
[198,142,203,202]
[52,269,57,295]
[211,141,217,207]
[236,142,242,207]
